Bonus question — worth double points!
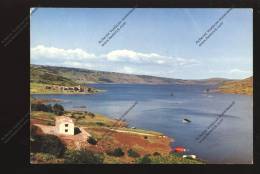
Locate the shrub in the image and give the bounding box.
[31,153,57,163]
[53,103,64,116]
[136,154,151,164]
[87,136,97,145]
[144,136,148,139]
[127,149,140,158]
[88,112,95,118]
[153,152,161,156]
[30,125,43,138]
[107,148,124,157]
[96,122,105,126]
[32,134,66,157]
[74,127,81,135]
[141,154,204,164]
[31,103,53,112]
[64,149,104,164]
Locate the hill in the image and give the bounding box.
[31,65,78,86]
[216,76,253,95]
[30,65,101,94]
[30,64,229,85]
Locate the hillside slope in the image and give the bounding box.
[216,76,253,95]
[31,64,229,85]
[31,65,78,86]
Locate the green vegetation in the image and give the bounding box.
[95,122,105,126]
[31,153,56,162]
[87,136,98,145]
[30,65,101,94]
[30,102,204,164]
[31,66,77,86]
[31,103,64,116]
[31,64,228,85]
[64,150,104,164]
[53,103,65,115]
[107,148,125,157]
[74,127,81,135]
[127,149,140,158]
[31,134,66,157]
[88,112,95,118]
[136,154,204,164]
[31,103,53,112]
[30,153,63,164]
[119,127,163,136]
[30,82,100,94]
[136,154,151,164]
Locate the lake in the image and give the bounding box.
[32,84,253,164]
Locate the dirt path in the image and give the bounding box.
[82,126,162,137]
[110,128,159,136]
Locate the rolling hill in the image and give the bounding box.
[30,64,229,85]
[216,76,253,95]
[31,65,78,86]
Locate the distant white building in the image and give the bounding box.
[55,116,74,135]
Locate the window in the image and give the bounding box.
[65,124,68,127]
[65,129,68,132]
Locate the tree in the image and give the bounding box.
[127,149,140,158]
[32,134,66,157]
[31,103,53,113]
[87,136,97,145]
[136,154,151,164]
[53,103,64,115]
[107,148,124,157]
[64,150,104,164]
[74,127,81,135]
[88,112,95,118]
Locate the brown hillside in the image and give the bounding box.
[217,76,253,95]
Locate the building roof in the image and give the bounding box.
[55,116,74,124]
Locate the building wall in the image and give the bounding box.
[55,121,74,135]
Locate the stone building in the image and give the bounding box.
[55,116,74,135]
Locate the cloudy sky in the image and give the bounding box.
[30,8,253,79]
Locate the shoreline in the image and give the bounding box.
[30,97,204,164]
[30,82,105,95]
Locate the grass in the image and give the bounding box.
[30,66,78,86]
[31,111,56,119]
[217,77,253,95]
[31,153,64,164]
[116,127,163,136]
[30,109,203,164]
[30,82,101,94]
[74,113,119,128]
[136,154,204,164]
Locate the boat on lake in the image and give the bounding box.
[182,118,191,123]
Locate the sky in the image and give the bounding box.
[30,8,253,80]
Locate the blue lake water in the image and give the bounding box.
[32,84,253,164]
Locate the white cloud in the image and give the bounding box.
[229,69,251,74]
[31,45,200,78]
[31,45,96,61]
[31,45,198,67]
[103,49,198,66]
[175,57,199,66]
[104,49,167,64]
[62,61,94,69]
